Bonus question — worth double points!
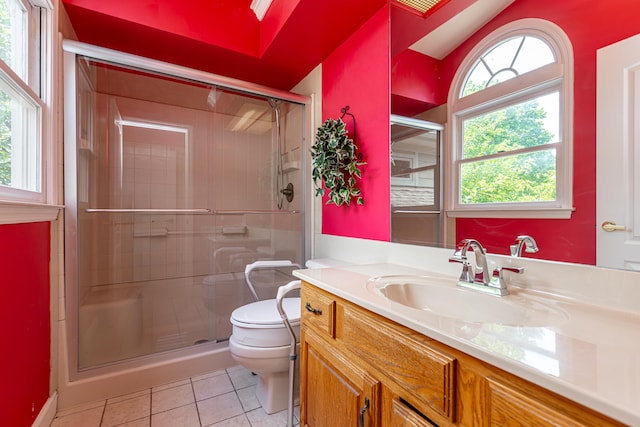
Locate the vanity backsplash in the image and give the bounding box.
[314,234,640,313]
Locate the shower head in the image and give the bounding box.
[207,88,219,109]
[267,98,281,109]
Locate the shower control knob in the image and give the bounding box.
[280,183,294,203]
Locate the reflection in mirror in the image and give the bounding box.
[390,115,451,247]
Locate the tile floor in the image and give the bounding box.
[50,366,300,427]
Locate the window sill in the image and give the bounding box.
[446,207,574,219]
[0,201,64,225]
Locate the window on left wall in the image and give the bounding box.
[0,0,50,204]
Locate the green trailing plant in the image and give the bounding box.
[310,118,365,206]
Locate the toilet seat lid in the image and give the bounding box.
[231,297,301,327]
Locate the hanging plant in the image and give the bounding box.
[310,118,366,206]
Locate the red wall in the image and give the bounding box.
[440,0,640,264]
[392,49,443,116]
[0,222,51,426]
[321,5,391,240]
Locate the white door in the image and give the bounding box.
[596,33,640,270]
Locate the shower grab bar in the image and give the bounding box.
[213,209,299,215]
[85,208,299,215]
[85,208,212,214]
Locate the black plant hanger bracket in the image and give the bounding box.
[340,105,363,162]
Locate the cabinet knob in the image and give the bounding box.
[305,302,323,315]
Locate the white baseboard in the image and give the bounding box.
[32,392,57,427]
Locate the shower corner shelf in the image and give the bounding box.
[282,161,301,173]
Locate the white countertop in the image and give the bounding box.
[293,263,640,426]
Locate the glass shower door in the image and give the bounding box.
[66,54,305,371]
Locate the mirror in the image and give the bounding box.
[390,1,631,268]
[390,1,492,252]
[390,115,453,247]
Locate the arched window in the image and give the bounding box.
[447,19,573,218]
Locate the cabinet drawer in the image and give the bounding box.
[338,303,456,422]
[301,284,336,338]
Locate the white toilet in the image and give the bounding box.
[229,295,301,414]
[228,259,345,414]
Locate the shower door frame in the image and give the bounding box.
[62,40,313,380]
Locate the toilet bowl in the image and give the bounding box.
[229,297,301,414]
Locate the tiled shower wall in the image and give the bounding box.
[81,93,303,288]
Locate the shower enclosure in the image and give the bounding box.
[63,42,308,376]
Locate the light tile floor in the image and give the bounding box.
[50,366,300,427]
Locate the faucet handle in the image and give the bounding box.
[449,250,475,282]
[448,253,464,263]
[498,266,524,274]
[491,266,524,291]
[449,249,474,280]
[449,244,467,264]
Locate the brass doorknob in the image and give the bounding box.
[601,221,626,232]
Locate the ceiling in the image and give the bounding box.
[62,0,514,99]
[61,0,387,91]
[390,0,515,58]
[408,0,515,59]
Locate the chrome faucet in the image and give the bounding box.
[450,238,523,296]
[510,235,539,257]
[454,239,490,284]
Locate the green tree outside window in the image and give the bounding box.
[0,1,13,186]
[460,92,557,204]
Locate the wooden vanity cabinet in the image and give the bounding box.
[300,283,455,427]
[300,282,625,427]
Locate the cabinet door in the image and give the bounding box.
[485,376,621,427]
[301,330,380,427]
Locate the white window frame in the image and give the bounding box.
[0,0,60,224]
[447,18,574,219]
[0,60,43,197]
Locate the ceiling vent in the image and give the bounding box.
[393,0,449,16]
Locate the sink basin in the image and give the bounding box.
[367,275,567,327]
